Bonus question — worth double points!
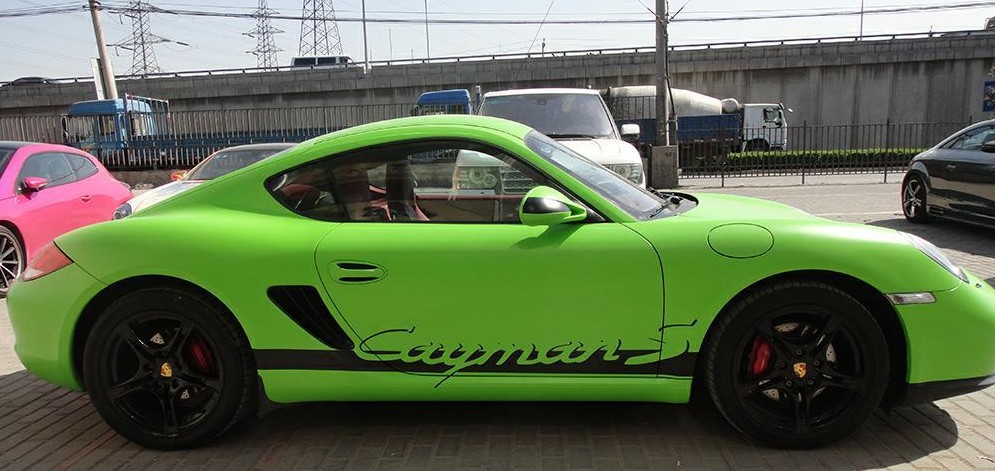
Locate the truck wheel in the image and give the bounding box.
[745,139,771,152]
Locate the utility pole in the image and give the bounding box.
[656,0,670,146]
[859,0,865,38]
[651,0,678,189]
[362,0,369,71]
[424,0,431,59]
[87,0,118,99]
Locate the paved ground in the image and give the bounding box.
[1,177,995,470]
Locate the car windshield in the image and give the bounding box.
[525,131,663,220]
[0,148,14,176]
[186,147,290,180]
[481,93,616,139]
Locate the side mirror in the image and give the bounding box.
[21,176,47,193]
[518,186,587,226]
[620,123,640,139]
[169,170,187,181]
[981,141,995,154]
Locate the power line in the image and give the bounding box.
[4,1,995,22]
[70,1,995,25]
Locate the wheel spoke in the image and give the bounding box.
[818,367,864,392]
[109,371,154,400]
[756,322,796,360]
[157,390,181,435]
[165,324,194,357]
[790,391,813,434]
[736,372,786,398]
[117,324,157,362]
[177,370,221,393]
[809,317,840,358]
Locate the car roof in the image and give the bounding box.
[484,88,602,98]
[309,114,534,146]
[0,141,35,150]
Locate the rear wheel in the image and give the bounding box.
[0,226,23,298]
[83,288,256,449]
[902,175,931,223]
[704,281,889,448]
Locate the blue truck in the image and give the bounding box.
[62,95,327,169]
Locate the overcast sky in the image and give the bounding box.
[1,0,993,82]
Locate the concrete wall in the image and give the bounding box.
[2,35,994,127]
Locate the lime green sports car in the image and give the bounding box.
[8,115,995,450]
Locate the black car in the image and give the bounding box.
[902,119,995,227]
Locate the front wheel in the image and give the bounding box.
[704,282,889,448]
[902,175,931,223]
[0,226,23,298]
[83,288,257,449]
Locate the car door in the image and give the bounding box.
[275,139,666,383]
[63,152,114,224]
[936,124,995,217]
[13,152,83,246]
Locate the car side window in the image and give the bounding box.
[18,152,75,190]
[267,140,565,223]
[946,126,995,151]
[65,153,99,180]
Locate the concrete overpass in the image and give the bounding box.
[1,32,994,127]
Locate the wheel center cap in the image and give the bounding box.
[159,361,174,378]
[792,362,808,379]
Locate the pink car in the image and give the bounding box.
[0,142,131,296]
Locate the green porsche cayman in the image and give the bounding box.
[8,115,995,449]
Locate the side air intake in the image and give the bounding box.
[267,286,355,350]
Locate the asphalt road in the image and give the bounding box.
[1,179,994,470]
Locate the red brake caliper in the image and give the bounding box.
[186,335,216,374]
[749,336,772,377]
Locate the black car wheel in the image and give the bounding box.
[704,281,889,448]
[83,287,257,449]
[0,226,23,298]
[902,175,931,223]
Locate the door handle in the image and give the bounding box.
[945,164,957,171]
[330,261,386,283]
[80,195,92,202]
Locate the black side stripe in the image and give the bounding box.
[254,349,697,377]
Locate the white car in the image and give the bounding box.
[113,143,296,218]
[478,88,645,186]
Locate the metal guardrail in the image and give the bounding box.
[1,29,991,86]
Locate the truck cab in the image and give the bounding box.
[740,103,789,151]
[63,95,169,160]
[478,89,645,186]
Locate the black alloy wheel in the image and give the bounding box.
[83,288,256,449]
[902,175,931,223]
[704,282,889,448]
[0,226,23,297]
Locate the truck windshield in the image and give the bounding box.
[525,131,662,220]
[481,94,616,139]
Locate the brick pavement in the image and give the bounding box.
[1,180,994,470]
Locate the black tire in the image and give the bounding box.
[703,281,889,448]
[0,226,23,298]
[902,174,931,223]
[82,287,257,449]
[744,139,771,152]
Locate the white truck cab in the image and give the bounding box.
[478,88,646,187]
[740,103,789,151]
